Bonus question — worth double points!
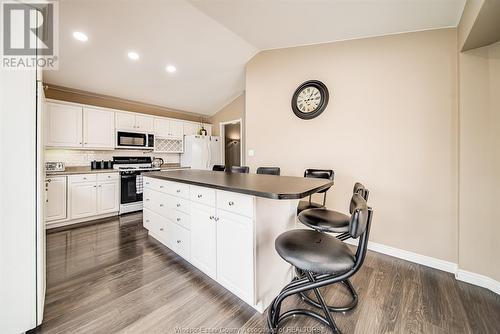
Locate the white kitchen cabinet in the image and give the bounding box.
[216,209,254,305]
[171,223,190,260]
[45,102,82,147]
[116,112,154,132]
[190,203,217,278]
[45,176,67,222]
[154,118,184,138]
[135,115,154,132]
[97,180,120,214]
[70,182,98,219]
[83,107,115,149]
[115,112,136,130]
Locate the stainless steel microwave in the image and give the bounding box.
[116,131,155,150]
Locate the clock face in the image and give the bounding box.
[296,86,322,113]
[291,80,329,120]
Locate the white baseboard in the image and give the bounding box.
[345,239,458,273]
[345,239,500,295]
[455,270,500,295]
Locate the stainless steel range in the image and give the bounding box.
[113,156,160,214]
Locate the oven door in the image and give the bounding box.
[116,131,147,149]
[120,171,143,204]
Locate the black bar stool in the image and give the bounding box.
[230,166,250,174]
[295,183,369,312]
[297,169,334,214]
[268,193,373,334]
[212,164,226,172]
[256,167,280,175]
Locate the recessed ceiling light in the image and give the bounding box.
[165,65,176,73]
[73,31,88,42]
[128,51,140,60]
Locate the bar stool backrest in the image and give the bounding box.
[256,167,281,175]
[303,169,334,193]
[349,193,370,239]
[350,182,369,214]
[231,166,250,174]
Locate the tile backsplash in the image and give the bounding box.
[45,149,180,166]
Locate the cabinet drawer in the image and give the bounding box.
[143,208,169,244]
[168,182,190,199]
[190,185,216,207]
[143,189,170,217]
[172,223,190,260]
[172,197,190,214]
[217,190,254,218]
[144,177,171,193]
[97,172,119,181]
[69,173,97,183]
[170,210,190,230]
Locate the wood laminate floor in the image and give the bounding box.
[30,214,500,334]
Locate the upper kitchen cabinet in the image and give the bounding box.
[45,102,83,147]
[83,107,115,149]
[116,112,154,132]
[154,118,184,138]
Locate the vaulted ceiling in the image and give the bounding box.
[44,0,465,115]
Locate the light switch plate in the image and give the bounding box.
[248,149,255,157]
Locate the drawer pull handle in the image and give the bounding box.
[176,203,181,207]
[197,194,203,198]
[83,177,87,180]
[177,240,181,244]
[146,198,150,201]
[176,189,181,193]
[160,228,164,231]
[146,220,150,222]
[176,218,181,222]
[146,182,150,185]
[160,185,164,188]
[160,204,164,207]
[228,201,235,206]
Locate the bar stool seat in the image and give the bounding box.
[298,209,350,233]
[297,200,323,213]
[276,229,355,275]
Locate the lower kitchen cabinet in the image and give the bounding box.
[97,180,120,214]
[45,176,67,222]
[70,181,98,219]
[190,203,217,278]
[143,176,255,307]
[216,209,254,305]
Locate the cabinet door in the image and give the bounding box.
[97,180,119,214]
[169,120,184,138]
[45,177,67,222]
[135,115,154,132]
[70,182,98,219]
[83,107,115,149]
[216,210,254,304]
[183,122,199,136]
[116,112,136,130]
[46,103,82,147]
[190,203,217,278]
[154,118,170,137]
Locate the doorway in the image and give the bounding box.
[220,119,242,170]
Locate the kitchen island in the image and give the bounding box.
[142,170,333,313]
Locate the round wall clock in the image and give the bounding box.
[291,80,329,120]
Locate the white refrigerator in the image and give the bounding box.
[181,135,223,170]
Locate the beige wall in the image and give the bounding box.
[246,29,459,262]
[458,41,500,281]
[209,94,245,136]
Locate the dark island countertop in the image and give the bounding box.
[144,169,333,200]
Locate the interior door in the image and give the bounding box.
[97,180,119,214]
[83,107,115,149]
[190,203,217,278]
[45,103,82,147]
[70,182,98,219]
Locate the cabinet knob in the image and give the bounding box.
[228,201,235,206]
[209,215,214,220]
[176,217,181,222]
[160,228,164,231]
[214,217,219,222]
[47,179,51,183]
[197,194,202,198]
[176,203,181,207]
[146,198,150,201]
[83,177,87,180]
[176,240,181,243]
[159,204,164,207]
[160,185,164,188]
[93,185,96,188]
[176,189,181,193]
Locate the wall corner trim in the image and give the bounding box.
[455,270,500,296]
[345,239,500,295]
